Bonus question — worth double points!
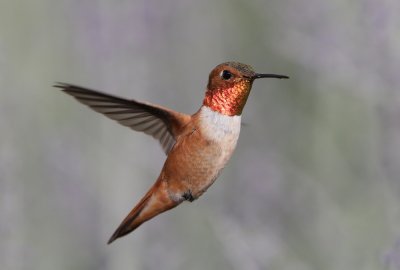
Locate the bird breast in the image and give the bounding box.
[196,105,242,175]
[162,106,241,200]
[198,106,241,145]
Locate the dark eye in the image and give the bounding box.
[220,70,232,80]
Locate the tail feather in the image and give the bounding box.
[107,181,179,244]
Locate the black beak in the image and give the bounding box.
[252,73,289,80]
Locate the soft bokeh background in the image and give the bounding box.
[1,1,400,269]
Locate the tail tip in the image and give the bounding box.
[107,238,115,245]
[107,233,119,245]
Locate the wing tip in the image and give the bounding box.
[54,82,75,94]
[53,82,67,88]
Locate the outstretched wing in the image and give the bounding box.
[55,83,190,154]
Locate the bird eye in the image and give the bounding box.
[220,70,232,80]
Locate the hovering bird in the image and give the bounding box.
[56,62,288,244]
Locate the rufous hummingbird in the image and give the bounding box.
[56,62,288,244]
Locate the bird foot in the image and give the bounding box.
[182,190,195,202]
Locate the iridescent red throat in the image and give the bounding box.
[203,81,252,116]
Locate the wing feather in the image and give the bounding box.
[55,83,191,154]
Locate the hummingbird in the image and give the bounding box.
[56,62,288,244]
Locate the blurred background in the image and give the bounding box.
[1,1,400,269]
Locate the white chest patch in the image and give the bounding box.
[198,106,241,144]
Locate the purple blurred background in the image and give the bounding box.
[1,1,400,269]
